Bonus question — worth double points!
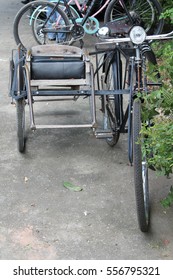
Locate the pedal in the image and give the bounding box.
[95,129,113,139]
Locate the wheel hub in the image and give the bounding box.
[70,24,85,39]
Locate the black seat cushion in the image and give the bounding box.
[31,56,85,80]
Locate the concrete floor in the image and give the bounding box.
[0,1,173,260]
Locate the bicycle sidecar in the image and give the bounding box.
[9,44,97,152]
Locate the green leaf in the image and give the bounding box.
[161,186,173,208]
[63,181,83,192]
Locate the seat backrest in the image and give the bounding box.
[31,45,83,58]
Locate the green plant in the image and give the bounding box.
[159,0,173,32]
[160,0,173,12]
[161,8,173,24]
[141,117,173,176]
[140,7,173,207]
[161,186,173,208]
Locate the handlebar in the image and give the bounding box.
[96,29,173,45]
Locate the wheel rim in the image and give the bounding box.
[14,2,70,50]
[108,0,162,35]
[105,61,120,146]
[142,160,149,223]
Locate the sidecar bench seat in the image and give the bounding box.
[25,45,91,88]
[31,56,85,80]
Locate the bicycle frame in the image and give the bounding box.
[58,0,134,26]
[47,0,108,29]
[35,0,134,35]
[60,0,133,19]
[94,30,173,163]
[90,30,173,232]
[54,0,110,18]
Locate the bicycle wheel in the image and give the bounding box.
[13,1,71,50]
[133,99,150,232]
[104,54,122,146]
[16,48,26,153]
[104,0,164,35]
[32,1,81,45]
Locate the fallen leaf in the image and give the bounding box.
[63,181,83,192]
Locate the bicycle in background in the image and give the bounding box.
[13,0,164,50]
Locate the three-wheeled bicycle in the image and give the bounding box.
[9,5,173,231]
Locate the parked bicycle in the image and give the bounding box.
[94,25,173,232]
[13,0,164,50]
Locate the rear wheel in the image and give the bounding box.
[133,99,150,232]
[104,54,122,146]
[104,0,164,35]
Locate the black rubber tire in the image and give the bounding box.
[128,101,133,164]
[126,60,134,165]
[16,48,26,153]
[104,0,164,35]
[133,99,150,232]
[16,98,25,153]
[13,1,70,50]
[104,54,122,146]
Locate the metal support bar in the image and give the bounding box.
[33,97,78,102]
[24,64,36,130]
[32,90,90,96]
[31,89,130,97]
[147,82,162,86]
[90,63,97,127]
[36,124,94,129]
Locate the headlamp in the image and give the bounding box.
[129,26,146,45]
